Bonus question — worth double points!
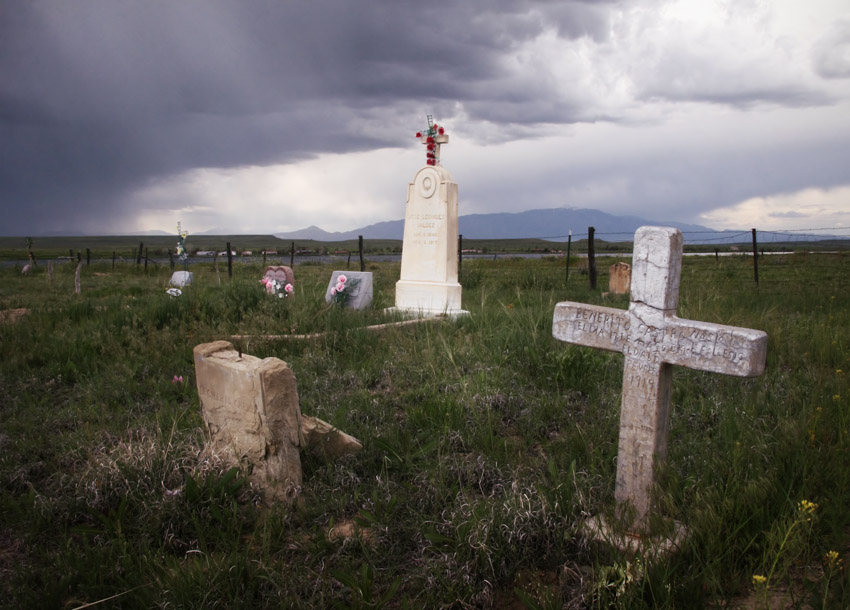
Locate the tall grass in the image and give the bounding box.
[0,254,848,608]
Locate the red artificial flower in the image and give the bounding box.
[426,136,434,144]
[427,159,436,165]
[438,127,445,135]
[415,132,422,138]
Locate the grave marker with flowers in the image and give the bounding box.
[168,222,194,289]
[392,117,468,318]
[261,266,295,298]
[325,271,373,310]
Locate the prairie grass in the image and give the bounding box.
[0,254,848,608]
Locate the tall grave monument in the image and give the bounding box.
[553,226,767,543]
[393,117,468,317]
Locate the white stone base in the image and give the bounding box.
[581,515,688,556]
[384,306,469,320]
[394,279,465,314]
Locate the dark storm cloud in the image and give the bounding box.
[0,0,840,234]
[1,0,613,233]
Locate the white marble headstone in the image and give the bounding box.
[393,128,467,318]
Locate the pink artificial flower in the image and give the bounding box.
[284,283,294,293]
[172,375,183,384]
[335,282,345,293]
[337,275,347,284]
[331,287,337,296]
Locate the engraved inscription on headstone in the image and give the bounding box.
[553,226,767,530]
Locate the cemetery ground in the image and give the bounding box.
[1,253,848,609]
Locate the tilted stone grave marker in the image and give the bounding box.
[608,262,631,295]
[325,271,373,309]
[194,341,362,502]
[553,226,767,535]
[393,121,468,318]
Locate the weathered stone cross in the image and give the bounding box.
[553,226,767,530]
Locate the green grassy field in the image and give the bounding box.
[1,254,848,608]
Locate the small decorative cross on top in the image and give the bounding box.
[415,115,449,166]
[553,226,768,531]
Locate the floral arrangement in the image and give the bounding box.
[176,222,189,262]
[261,276,294,298]
[330,274,359,305]
[415,116,445,166]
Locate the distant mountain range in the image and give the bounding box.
[274,207,768,244]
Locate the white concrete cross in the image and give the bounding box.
[553,226,768,529]
[418,122,449,167]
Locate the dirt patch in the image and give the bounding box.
[0,308,29,324]
[327,520,374,544]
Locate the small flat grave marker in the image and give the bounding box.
[325,271,373,309]
[553,226,767,536]
[169,270,194,287]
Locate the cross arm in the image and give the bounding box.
[553,302,630,353]
[650,316,768,377]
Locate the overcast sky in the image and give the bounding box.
[2,0,849,237]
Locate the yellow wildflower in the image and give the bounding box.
[752,574,767,585]
[824,550,844,570]
[798,499,818,514]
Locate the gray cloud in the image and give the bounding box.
[813,20,850,79]
[0,0,845,235]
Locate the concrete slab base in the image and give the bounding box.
[581,515,688,557]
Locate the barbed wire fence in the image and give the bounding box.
[7,225,850,293]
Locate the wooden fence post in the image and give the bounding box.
[752,228,759,287]
[588,226,597,290]
[565,230,572,287]
[290,242,295,267]
[458,234,463,279]
[136,242,143,265]
[359,235,365,272]
[226,241,233,278]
